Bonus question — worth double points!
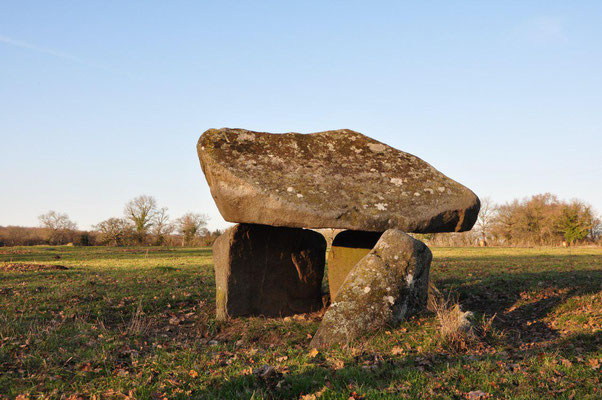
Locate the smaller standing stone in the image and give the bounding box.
[311,229,431,348]
[327,230,383,300]
[212,224,326,320]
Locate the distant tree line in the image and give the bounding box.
[0,195,222,247]
[417,193,601,247]
[1,193,599,248]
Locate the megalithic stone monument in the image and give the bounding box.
[197,128,479,347]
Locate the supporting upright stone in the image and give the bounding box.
[212,224,326,320]
[328,230,382,300]
[311,230,431,348]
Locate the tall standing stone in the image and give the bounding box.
[311,229,432,348]
[212,224,326,320]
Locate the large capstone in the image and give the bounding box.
[212,223,326,320]
[310,229,431,349]
[197,128,480,233]
[327,230,383,300]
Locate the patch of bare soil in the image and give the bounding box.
[0,248,33,255]
[0,263,69,272]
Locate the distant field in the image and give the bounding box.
[1,246,600,399]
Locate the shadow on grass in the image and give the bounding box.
[432,252,600,273]
[192,260,601,398]
[434,268,601,343]
[185,263,602,398]
[189,329,602,399]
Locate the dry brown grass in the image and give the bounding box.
[431,286,504,352]
[432,294,476,351]
[124,300,151,336]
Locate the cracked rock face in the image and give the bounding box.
[310,229,431,348]
[197,128,479,232]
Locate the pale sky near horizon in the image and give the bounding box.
[1,1,601,231]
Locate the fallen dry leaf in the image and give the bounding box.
[300,386,327,399]
[329,358,345,370]
[466,390,489,400]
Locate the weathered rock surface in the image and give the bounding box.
[197,128,479,233]
[327,230,383,300]
[212,223,326,319]
[310,229,431,348]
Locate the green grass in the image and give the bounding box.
[1,246,600,399]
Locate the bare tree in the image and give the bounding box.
[38,211,77,231]
[95,218,131,246]
[176,213,208,246]
[38,211,77,244]
[491,202,512,244]
[152,207,174,245]
[474,197,495,246]
[124,195,158,244]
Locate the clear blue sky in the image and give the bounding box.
[1,1,601,231]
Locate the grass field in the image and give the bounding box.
[1,246,600,399]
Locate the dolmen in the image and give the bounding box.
[197,128,479,348]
